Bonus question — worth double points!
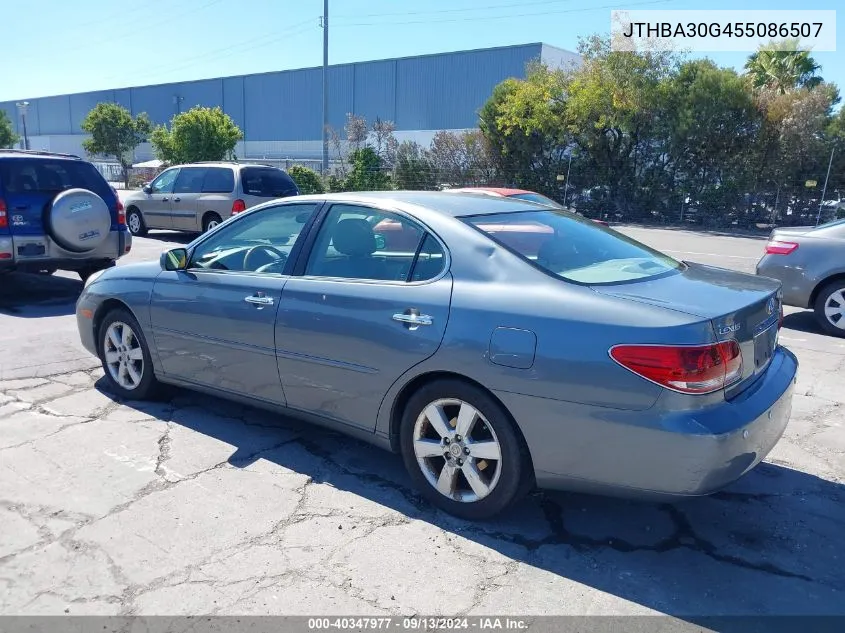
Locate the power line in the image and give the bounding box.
[334,0,671,28]
[334,0,577,19]
[118,17,316,85]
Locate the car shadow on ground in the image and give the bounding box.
[144,231,199,245]
[782,311,834,337]
[99,381,845,625]
[0,272,81,317]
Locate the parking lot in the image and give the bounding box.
[1,226,843,619]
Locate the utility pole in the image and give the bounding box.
[562,151,573,207]
[16,102,29,150]
[816,146,835,226]
[321,0,329,175]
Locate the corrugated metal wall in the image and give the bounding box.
[2,43,575,159]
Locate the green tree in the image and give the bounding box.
[0,110,18,149]
[479,67,572,194]
[288,164,325,194]
[745,41,823,94]
[151,106,242,165]
[664,60,761,224]
[345,147,392,191]
[393,141,438,190]
[80,102,152,187]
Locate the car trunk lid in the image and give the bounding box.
[593,262,782,396]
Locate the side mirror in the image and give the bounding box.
[142,185,152,194]
[161,248,188,271]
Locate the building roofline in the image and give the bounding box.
[3,42,573,103]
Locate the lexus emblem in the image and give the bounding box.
[767,297,776,316]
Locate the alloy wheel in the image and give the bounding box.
[128,211,142,234]
[103,321,145,391]
[412,398,503,503]
[824,288,845,330]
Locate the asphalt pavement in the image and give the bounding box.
[1,226,843,620]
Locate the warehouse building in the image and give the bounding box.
[1,43,578,166]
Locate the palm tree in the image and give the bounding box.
[745,40,823,93]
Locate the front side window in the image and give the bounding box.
[306,204,444,282]
[189,203,319,274]
[151,168,179,194]
[465,210,682,285]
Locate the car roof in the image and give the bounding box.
[291,190,546,218]
[0,150,82,161]
[170,162,286,170]
[450,187,533,197]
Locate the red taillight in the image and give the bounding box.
[610,341,743,394]
[231,199,246,215]
[0,199,7,229]
[765,240,798,255]
[116,201,125,225]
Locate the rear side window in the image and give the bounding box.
[0,159,113,201]
[240,167,299,197]
[465,210,682,285]
[202,167,235,193]
[174,167,207,193]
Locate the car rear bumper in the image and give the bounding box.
[756,255,812,308]
[0,231,130,271]
[497,346,798,499]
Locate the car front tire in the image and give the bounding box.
[399,378,533,520]
[814,280,845,338]
[97,307,159,399]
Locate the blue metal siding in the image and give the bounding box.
[130,85,177,126]
[70,90,114,133]
[222,76,245,131]
[1,43,567,147]
[396,44,540,130]
[328,65,354,132]
[175,78,223,112]
[353,60,396,124]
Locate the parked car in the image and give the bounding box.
[756,218,845,337]
[0,149,131,280]
[76,191,797,519]
[122,162,300,236]
[448,187,610,226]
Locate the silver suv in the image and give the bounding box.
[0,150,131,281]
[123,162,300,235]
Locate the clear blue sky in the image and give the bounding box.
[2,0,842,101]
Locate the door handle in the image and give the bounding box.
[173,197,181,202]
[392,311,433,327]
[245,293,274,307]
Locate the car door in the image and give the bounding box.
[148,201,322,405]
[140,168,179,229]
[276,203,452,431]
[170,166,206,232]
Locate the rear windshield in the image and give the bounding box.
[0,159,113,201]
[464,209,682,284]
[509,192,562,208]
[240,167,299,198]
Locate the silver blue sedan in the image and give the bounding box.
[76,192,798,519]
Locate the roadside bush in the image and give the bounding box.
[288,165,325,194]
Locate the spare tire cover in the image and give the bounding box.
[46,188,111,253]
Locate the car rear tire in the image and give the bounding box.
[399,379,533,520]
[202,213,223,233]
[813,280,845,338]
[98,307,159,400]
[126,207,147,236]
